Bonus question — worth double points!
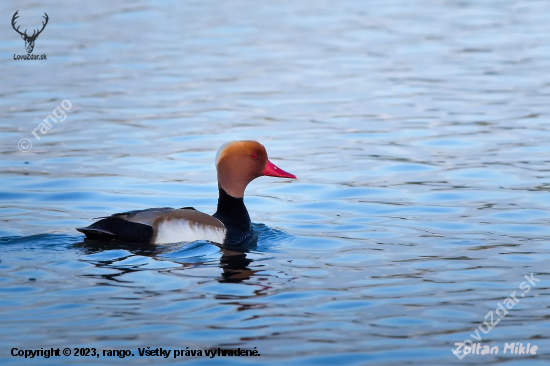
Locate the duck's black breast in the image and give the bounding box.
[213,188,253,246]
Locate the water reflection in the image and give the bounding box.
[219,249,256,283]
[74,236,261,284]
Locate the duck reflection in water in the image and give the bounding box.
[74,234,261,284]
[218,247,256,283]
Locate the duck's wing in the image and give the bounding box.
[77,207,226,244]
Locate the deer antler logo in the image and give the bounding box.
[12,10,49,54]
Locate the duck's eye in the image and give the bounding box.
[251,153,258,159]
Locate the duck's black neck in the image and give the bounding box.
[213,187,252,245]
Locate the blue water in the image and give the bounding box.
[1,0,550,365]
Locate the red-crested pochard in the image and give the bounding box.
[76,141,296,245]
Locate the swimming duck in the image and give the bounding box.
[76,140,296,245]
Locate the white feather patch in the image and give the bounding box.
[154,219,226,244]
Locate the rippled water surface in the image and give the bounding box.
[1,0,550,365]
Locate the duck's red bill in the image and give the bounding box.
[263,160,296,179]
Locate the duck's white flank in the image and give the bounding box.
[154,219,226,244]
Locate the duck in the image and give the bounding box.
[76,140,296,246]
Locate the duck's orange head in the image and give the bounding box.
[215,140,296,198]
